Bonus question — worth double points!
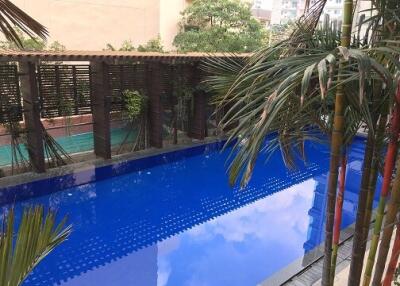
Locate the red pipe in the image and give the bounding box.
[333,154,347,246]
[380,83,400,198]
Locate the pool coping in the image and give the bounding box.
[261,210,376,285]
[260,132,370,286]
[0,132,368,202]
[0,131,368,188]
[260,221,357,285]
[0,136,227,205]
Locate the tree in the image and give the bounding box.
[0,29,45,50]
[204,0,400,285]
[173,0,267,52]
[137,35,163,52]
[119,40,135,51]
[320,1,353,283]
[0,28,66,51]
[48,40,66,52]
[104,36,164,52]
[0,3,71,285]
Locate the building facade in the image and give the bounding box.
[11,0,191,51]
[270,0,370,25]
[251,0,272,27]
[323,0,343,20]
[271,0,301,24]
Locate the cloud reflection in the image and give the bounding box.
[157,179,317,285]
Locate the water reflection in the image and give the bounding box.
[302,143,381,266]
[2,139,374,286]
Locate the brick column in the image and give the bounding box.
[91,61,111,159]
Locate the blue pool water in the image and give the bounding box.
[0,127,133,166]
[1,137,378,286]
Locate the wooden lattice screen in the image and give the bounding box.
[0,64,22,123]
[38,65,92,118]
[160,63,173,108]
[108,64,147,111]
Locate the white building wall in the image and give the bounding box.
[159,0,188,50]
[11,0,161,50]
[322,0,343,21]
[11,0,195,51]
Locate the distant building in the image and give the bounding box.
[271,0,300,24]
[269,0,370,26]
[252,8,272,27]
[322,0,343,21]
[321,0,370,27]
[11,0,192,51]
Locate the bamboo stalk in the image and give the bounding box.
[382,221,400,286]
[373,154,400,285]
[349,85,385,283]
[322,82,346,286]
[362,109,388,242]
[348,70,389,286]
[362,158,379,230]
[348,127,375,285]
[330,153,347,284]
[362,82,400,286]
[322,1,353,284]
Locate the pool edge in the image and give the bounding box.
[0,137,227,205]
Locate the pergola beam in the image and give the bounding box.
[0,50,250,63]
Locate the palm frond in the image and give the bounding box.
[289,0,328,44]
[0,206,71,286]
[0,0,48,48]
[205,31,400,186]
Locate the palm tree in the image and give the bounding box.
[362,83,400,285]
[0,207,71,286]
[361,103,388,246]
[320,1,355,283]
[349,83,389,283]
[204,1,400,286]
[374,149,400,285]
[382,216,400,286]
[0,3,71,285]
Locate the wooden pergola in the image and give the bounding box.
[0,50,248,173]
[0,50,250,62]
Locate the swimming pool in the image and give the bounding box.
[0,137,378,286]
[0,127,134,166]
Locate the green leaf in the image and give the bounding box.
[301,63,317,105]
[318,59,328,99]
[0,206,71,286]
[337,46,350,61]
